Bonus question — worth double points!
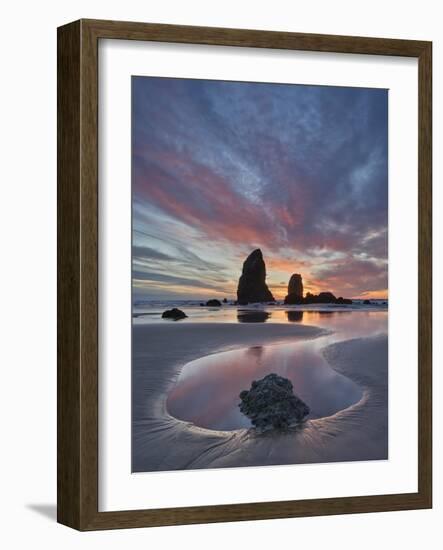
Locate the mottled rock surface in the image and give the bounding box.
[237,249,275,305]
[161,308,187,320]
[239,373,310,432]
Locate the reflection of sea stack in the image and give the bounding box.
[284,274,304,304]
[237,249,275,305]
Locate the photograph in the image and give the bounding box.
[131,76,389,472]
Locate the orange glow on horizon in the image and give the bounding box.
[358,289,388,300]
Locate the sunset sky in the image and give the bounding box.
[132,77,388,301]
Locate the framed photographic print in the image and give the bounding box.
[57,19,432,530]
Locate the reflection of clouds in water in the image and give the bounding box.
[167,313,386,430]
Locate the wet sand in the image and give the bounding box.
[132,322,388,472]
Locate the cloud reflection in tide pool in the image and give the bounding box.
[167,312,387,431]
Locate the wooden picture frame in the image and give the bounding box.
[57,18,432,530]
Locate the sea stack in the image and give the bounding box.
[237,249,275,305]
[284,273,304,304]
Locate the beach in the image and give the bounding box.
[132,313,388,472]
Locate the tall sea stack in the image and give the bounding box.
[237,249,275,305]
[284,274,304,304]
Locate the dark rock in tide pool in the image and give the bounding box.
[161,308,187,320]
[239,373,310,432]
[206,299,222,307]
[223,298,228,303]
[237,249,275,305]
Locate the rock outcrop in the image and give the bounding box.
[305,291,337,304]
[284,273,304,304]
[239,373,310,432]
[161,308,187,320]
[336,297,353,305]
[303,291,352,305]
[284,274,353,305]
[237,249,275,305]
[206,299,222,307]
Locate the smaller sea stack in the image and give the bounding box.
[284,273,304,304]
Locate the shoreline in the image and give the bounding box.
[132,322,387,472]
[133,302,388,325]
